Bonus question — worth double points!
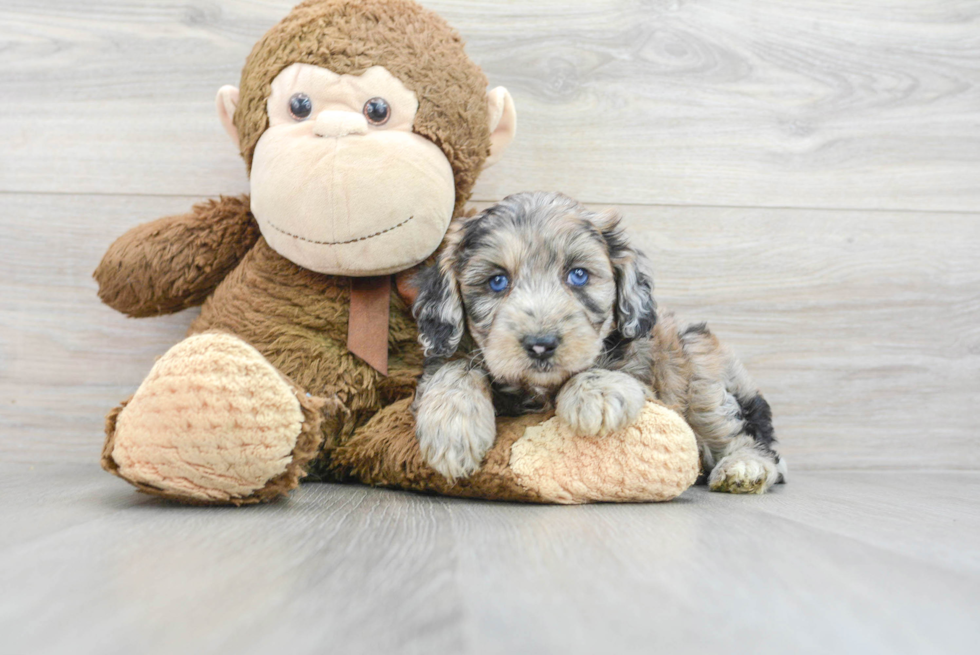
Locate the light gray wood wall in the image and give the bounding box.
[1,0,978,470]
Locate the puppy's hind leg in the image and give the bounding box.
[708,438,785,495]
[681,326,786,494]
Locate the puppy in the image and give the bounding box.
[411,191,786,493]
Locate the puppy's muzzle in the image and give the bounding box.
[522,333,561,361]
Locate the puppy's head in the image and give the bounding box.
[414,191,656,389]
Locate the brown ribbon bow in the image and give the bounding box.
[347,272,420,376]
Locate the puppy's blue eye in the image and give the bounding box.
[488,274,509,292]
[567,268,589,287]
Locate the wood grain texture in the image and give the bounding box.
[1,1,978,210]
[2,193,977,470]
[1,464,978,654]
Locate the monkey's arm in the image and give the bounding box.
[94,195,260,317]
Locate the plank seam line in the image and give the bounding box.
[3,190,980,217]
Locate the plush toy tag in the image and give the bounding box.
[348,276,391,376]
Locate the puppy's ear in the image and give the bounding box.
[413,248,465,359]
[594,209,657,341]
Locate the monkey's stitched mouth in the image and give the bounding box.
[265,215,415,246]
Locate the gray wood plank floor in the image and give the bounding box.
[1,464,978,655]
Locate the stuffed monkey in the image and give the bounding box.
[95,0,699,506]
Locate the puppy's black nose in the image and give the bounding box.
[522,334,560,360]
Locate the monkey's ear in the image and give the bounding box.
[412,258,465,359]
[594,209,658,342]
[484,87,517,168]
[215,85,240,146]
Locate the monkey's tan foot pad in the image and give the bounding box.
[509,401,700,503]
[102,332,330,505]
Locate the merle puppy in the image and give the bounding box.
[411,191,786,493]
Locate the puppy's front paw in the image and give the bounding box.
[708,450,780,494]
[556,369,649,437]
[414,364,496,481]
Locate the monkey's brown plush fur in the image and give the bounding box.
[94,0,700,506]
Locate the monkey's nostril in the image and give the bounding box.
[522,334,560,360]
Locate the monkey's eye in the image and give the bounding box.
[363,97,390,125]
[566,268,590,287]
[289,93,313,120]
[488,274,510,293]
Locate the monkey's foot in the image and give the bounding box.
[102,332,334,505]
[508,401,700,503]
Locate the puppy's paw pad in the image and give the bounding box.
[556,370,647,436]
[418,420,494,481]
[708,455,776,494]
